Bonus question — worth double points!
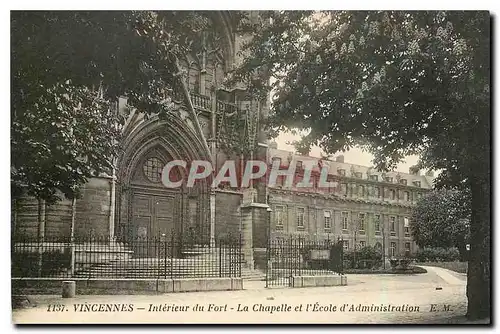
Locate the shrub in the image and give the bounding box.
[399,259,411,269]
[344,246,383,269]
[12,248,71,277]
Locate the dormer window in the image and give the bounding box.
[296,160,303,170]
[338,169,346,176]
[404,191,410,201]
[390,189,396,200]
[369,175,378,181]
[399,179,407,185]
[358,185,365,197]
[413,181,422,187]
[355,172,363,179]
[386,177,393,183]
[276,176,284,187]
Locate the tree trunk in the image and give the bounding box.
[466,112,491,322]
[465,76,491,318]
[70,197,77,277]
[37,198,46,277]
[11,199,17,238]
[466,177,490,320]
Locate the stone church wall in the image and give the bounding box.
[74,177,112,239]
[14,197,42,239]
[214,190,242,240]
[45,198,73,238]
[13,176,113,240]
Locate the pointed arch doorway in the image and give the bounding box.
[130,151,183,255]
[116,114,212,258]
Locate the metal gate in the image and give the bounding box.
[265,236,344,288]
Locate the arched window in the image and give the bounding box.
[143,157,164,183]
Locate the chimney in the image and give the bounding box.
[336,155,344,163]
[409,165,420,176]
[425,170,434,177]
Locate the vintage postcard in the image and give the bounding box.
[10,8,491,325]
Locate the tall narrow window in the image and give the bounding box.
[404,217,410,237]
[324,211,332,230]
[405,242,411,255]
[358,213,366,232]
[374,215,381,234]
[390,216,396,236]
[341,212,349,231]
[390,242,397,257]
[343,240,349,251]
[375,187,381,198]
[296,208,305,229]
[275,206,284,230]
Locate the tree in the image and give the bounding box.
[410,189,470,260]
[232,11,490,320]
[11,11,237,203]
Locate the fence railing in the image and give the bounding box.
[266,236,344,287]
[11,236,242,279]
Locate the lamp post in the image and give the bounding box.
[382,225,386,269]
[353,227,358,269]
[266,207,273,288]
[267,207,273,241]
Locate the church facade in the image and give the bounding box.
[12,11,433,270]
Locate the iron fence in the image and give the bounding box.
[266,236,344,288]
[11,235,241,279]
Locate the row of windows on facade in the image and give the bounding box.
[272,158,423,187]
[337,183,421,201]
[341,240,411,257]
[143,157,422,202]
[272,172,423,202]
[273,207,411,237]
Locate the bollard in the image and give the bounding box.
[62,281,76,298]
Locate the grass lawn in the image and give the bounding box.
[416,262,468,274]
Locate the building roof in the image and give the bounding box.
[268,147,435,189]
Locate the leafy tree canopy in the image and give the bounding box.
[11,11,242,203]
[232,11,489,187]
[410,189,470,251]
[232,10,490,320]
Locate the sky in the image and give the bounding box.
[275,131,420,174]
